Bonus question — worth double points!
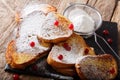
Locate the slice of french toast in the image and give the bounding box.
[6,37,51,69]
[47,33,95,71]
[37,12,74,43]
[75,54,118,80]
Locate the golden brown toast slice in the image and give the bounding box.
[37,12,73,43]
[47,33,95,69]
[6,40,51,69]
[75,54,118,80]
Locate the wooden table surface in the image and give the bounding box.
[0,0,120,80]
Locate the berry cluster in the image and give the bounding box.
[102,29,113,44]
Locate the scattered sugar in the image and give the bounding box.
[68,9,95,33]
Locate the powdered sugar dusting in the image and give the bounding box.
[16,11,49,54]
[51,43,84,63]
[16,4,72,54]
[21,4,50,18]
[16,35,48,54]
[39,13,72,40]
[19,11,45,36]
[68,8,95,33]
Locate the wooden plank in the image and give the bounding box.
[0,0,16,52]
[87,0,116,21]
[3,0,89,14]
[1,0,30,12]
[55,0,88,13]
[111,1,120,55]
[87,0,97,6]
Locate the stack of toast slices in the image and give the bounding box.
[5,3,118,80]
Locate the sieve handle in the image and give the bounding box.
[94,32,120,60]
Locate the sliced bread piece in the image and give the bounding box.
[15,4,57,23]
[75,54,118,80]
[6,35,51,69]
[37,12,73,43]
[47,33,95,69]
[21,3,57,18]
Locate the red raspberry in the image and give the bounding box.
[58,54,63,60]
[30,41,35,47]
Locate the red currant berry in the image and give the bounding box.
[13,74,19,80]
[30,41,35,47]
[107,38,113,44]
[58,54,63,60]
[84,48,89,55]
[62,43,71,51]
[103,29,109,35]
[109,68,115,74]
[67,46,71,51]
[54,20,59,26]
[69,24,74,30]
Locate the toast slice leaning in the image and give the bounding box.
[75,54,118,80]
[47,33,95,69]
[6,37,51,69]
[37,12,73,43]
